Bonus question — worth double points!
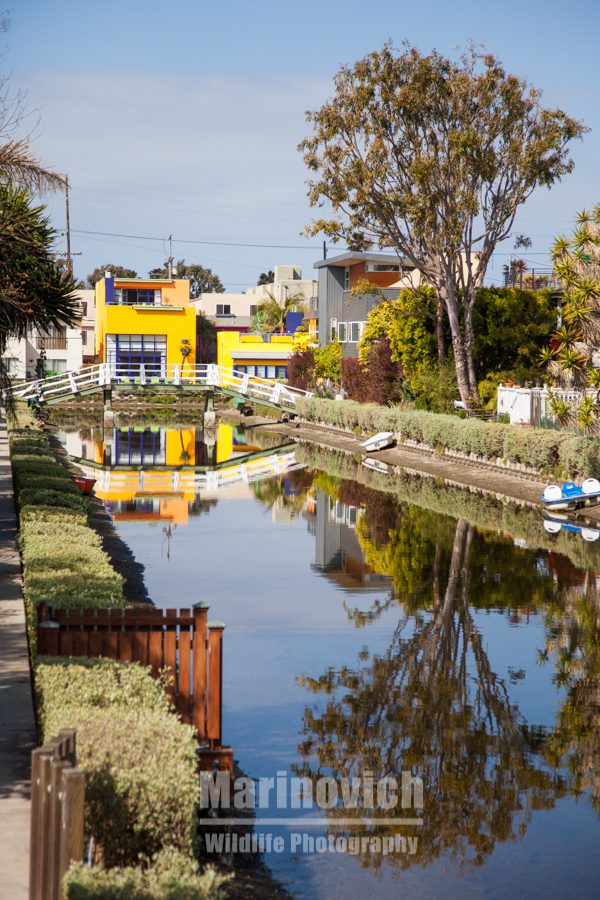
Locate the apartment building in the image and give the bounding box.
[313,251,420,357]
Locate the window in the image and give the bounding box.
[112,288,161,306]
[337,322,347,342]
[216,304,231,316]
[36,326,67,350]
[115,427,166,466]
[277,366,287,379]
[349,322,360,343]
[81,301,88,317]
[249,305,258,316]
[330,318,337,341]
[106,333,167,376]
[267,365,276,378]
[82,331,87,346]
[365,263,401,272]
[343,267,350,290]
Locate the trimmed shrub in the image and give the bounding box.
[37,660,199,867]
[295,397,600,478]
[64,849,228,899]
[9,410,126,613]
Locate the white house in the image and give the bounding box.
[2,289,91,379]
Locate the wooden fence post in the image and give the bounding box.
[58,768,85,898]
[207,622,225,746]
[192,603,209,740]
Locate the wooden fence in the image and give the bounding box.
[37,603,227,750]
[29,729,84,900]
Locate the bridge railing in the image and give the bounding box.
[79,449,304,495]
[12,361,312,409]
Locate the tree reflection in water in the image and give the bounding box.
[298,489,600,872]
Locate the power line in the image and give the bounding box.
[71,228,327,251]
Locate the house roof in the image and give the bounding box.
[313,251,412,269]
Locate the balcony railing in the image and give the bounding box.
[36,337,67,350]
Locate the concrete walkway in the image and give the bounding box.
[0,414,36,900]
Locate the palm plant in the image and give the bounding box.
[0,139,66,193]
[255,290,306,334]
[0,185,79,409]
[543,204,600,428]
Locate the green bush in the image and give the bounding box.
[64,850,227,900]
[9,412,126,613]
[295,397,600,478]
[37,660,199,867]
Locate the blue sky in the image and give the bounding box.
[7,0,600,288]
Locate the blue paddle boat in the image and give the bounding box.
[541,478,600,511]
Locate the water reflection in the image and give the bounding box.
[50,418,600,894]
[296,482,600,874]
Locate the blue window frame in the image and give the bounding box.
[114,427,166,465]
[107,334,167,377]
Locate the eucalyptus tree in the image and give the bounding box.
[300,43,585,404]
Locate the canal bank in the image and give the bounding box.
[0,414,37,900]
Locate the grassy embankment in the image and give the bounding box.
[295,397,600,480]
[9,405,226,898]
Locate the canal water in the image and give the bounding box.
[56,417,600,899]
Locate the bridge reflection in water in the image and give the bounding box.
[59,420,305,527]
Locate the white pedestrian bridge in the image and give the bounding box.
[12,363,311,413]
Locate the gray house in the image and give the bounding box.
[314,251,418,357]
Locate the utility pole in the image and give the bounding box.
[322,240,327,260]
[167,234,174,279]
[65,176,72,274]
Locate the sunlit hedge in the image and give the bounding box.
[295,397,600,478]
[9,420,126,611]
[37,659,200,868]
[64,849,227,900]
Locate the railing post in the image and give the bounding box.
[58,768,85,898]
[192,602,209,740]
[67,372,78,395]
[173,364,180,386]
[207,622,225,746]
[240,374,249,395]
[139,364,146,386]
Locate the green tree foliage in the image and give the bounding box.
[314,340,342,381]
[86,264,137,287]
[149,259,224,296]
[196,311,216,364]
[257,270,274,285]
[473,287,555,378]
[0,186,80,386]
[300,42,585,404]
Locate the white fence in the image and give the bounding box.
[11,363,312,412]
[78,450,304,496]
[497,386,584,426]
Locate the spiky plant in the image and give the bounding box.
[544,204,600,428]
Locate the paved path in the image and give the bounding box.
[0,414,36,900]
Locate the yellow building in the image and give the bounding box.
[95,275,196,373]
[217,331,312,379]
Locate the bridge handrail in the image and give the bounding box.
[11,362,312,409]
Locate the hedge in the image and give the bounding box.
[9,419,126,613]
[295,397,600,479]
[37,659,200,868]
[64,850,227,900]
